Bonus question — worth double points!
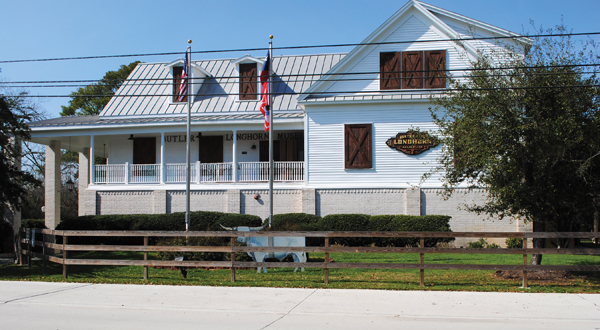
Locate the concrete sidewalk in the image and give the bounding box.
[1,281,598,330]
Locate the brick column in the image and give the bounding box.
[302,188,316,215]
[226,190,240,213]
[406,187,421,216]
[153,190,167,214]
[78,148,90,216]
[45,140,61,229]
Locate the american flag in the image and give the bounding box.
[178,52,188,102]
[259,50,271,132]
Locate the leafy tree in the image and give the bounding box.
[0,94,40,210]
[428,25,600,264]
[60,61,140,116]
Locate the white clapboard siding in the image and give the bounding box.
[307,103,445,188]
[323,12,472,95]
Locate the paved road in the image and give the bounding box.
[1,281,599,330]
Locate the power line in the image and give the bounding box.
[11,83,600,98]
[1,31,599,64]
[3,63,599,87]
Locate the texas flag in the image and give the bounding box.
[259,50,271,132]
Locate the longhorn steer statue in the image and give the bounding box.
[221,224,306,273]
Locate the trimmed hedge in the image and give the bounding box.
[21,219,46,229]
[321,214,371,246]
[270,213,321,231]
[51,212,452,248]
[368,215,453,247]
[56,211,261,245]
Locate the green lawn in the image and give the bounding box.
[2,251,598,293]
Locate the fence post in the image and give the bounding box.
[42,231,47,275]
[143,236,149,280]
[420,238,425,287]
[63,236,68,279]
[230,237,236,282]
[324,237,329,285]
[522,235,528,289]
[27,228,32,269]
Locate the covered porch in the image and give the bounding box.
[94,161,304,184]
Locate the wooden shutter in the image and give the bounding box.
[133,138,156,164]
[380,52,401,90]
[199,136,224,163]
[402,51,423,89]
[345,124,372,169]
[239,63,257,100]
[172,67,187,102]
[425,50,446,89]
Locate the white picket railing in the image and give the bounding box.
[94,161,303,184]
[95,164,126,184]
[165,163,199,183]
[238,161,304,182]
[200,163,233,182]
[129,164,161,183]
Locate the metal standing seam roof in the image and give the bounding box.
[28,112,305,128]
[99,53,346,117]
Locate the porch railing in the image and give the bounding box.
[95,161,303,184]
[238,161,303,182]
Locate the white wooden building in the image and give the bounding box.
[28,0,530,244]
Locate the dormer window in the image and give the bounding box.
[164,59,212,104]
[380,50,446,90]
[172,66,187,103]
[239,63,257,100]
[231,55,264,101]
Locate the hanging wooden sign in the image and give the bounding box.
[386,131,438,155]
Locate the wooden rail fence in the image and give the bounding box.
[19,229,600,288]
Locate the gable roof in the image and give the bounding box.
[99,53,345,117]
[298,0,526,103]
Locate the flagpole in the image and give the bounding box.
[268,36,274,229]
[185,40,192,231]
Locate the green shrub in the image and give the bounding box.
[396,215,453,247]
[506,237,523,249]
[269,213,322,246]
[320,214,370,246]
[21,219,46,229]
[270,213,321,231]
[367,215,453,247]
[467,238,500,249]
[367,215,399,247]
[468,238,487,248]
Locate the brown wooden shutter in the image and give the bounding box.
[199,136,224,163]
[345,124,372,169]
[133,138,156,164]
[425,50,446,89]
[172,67,187,102]
[402,51,423,89]
[380,52,401,90]
[239,63,257,100]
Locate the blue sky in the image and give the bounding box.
[1,0,599,118]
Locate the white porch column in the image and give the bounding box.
[89,135,95,185]
[160,132,165,184]
[78,147,90,216]
[232,130,238,182]
[303,115,308,185]
[45,140,61,229]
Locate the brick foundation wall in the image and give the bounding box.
[316,189,406,216]
[167,191,227,213]
[421,188,529,247]
[96,191,155,215]
[241,190,302,220]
